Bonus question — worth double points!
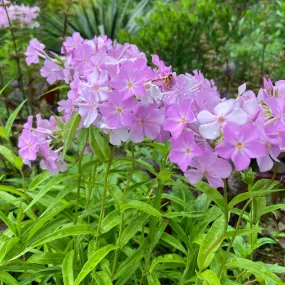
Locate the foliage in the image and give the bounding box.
[119,0,285,92]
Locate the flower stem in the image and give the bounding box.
[95,146,115,249]
[112,143,134,278]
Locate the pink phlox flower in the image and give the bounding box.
[77,87,99,128]
[197,99,248,139]
[185,150,232,188]
[111,60,146,100]
[163,99,195,139]
[99,121,129,146]
[25,38,45,65]
[61,32,83,55]
[18,130,39,163]
[257,125,280,172]
[100,91,137,127]
[72,44,93,74]
[265,97,285,128]
[152,54,172,77]
[143,82,163,104]
[85,69,109,102]
[163,74,195,105]
[215,123,266,171]
[129,104,164,143]
[169,131,202,172]
[242,98,264,124]
[39,143,60,174]
[40,60,64,84]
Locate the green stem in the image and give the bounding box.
[112,143,134,278]
[95,146,115,249]
[197,180,228,282]
[149,180,164,246]
[20,169,27,203]
[74,131,89,225]
[217,198,252,278]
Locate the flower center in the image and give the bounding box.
[127,82,133,89]
[236,142,243,149]
[140,119,145,125]
[28,143,33,149]
[90,104,95,109]
[117,107,123,113]
[203,170,208,175]
[185,148,191,154]
[181,117,186,124]
[93,85,99,92]
[266,142,271,149]
[217,117,225,123]
[83,58,87,62]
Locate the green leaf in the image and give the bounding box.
[62,250,74,285]
[194,181,226,210]
[29,171,50,190]
[249,179,279,191]
[89,126,110,163]
[27,203,75,243]
[0,77,15,95]
[149,254,185,273]
[120,213,147,247]
[226,258,283,285]
[161,232,187,255]
[169,219,189,246]
[37,84,69,99]
[0,210,17,236]
[260,204,285,216]
[74,244,117,285]
[5,99,27,136]
[121,200,162,218]
[0,126,8,139]
[62,112,81,159]
[31,225,94,248]
[228,189,285,209]
[26,252,65,265]
[197,216,225,270]
[114,241,146,280]
[0,271,20,285]
[25,173,74,212]
[93,271,113,285]
[0,145,18,169]
[147,271,161,285]
[101,209,121,234]
[198,270,220,285]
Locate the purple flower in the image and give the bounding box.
[39,144,59,174]
[111,61,146,100]
[257,125,280,172]
[197,99,248,139]
[216,124,266,171]
[185,151,232,188]
[163,99,195,139]
[62,32,83,54]
[129,104,164,142]
[100,91,137,127]
[72,44,93,73]
[25,38,45,65]
[169,131,202,172]
[78,88,99,128]
[266,97,285,128]
[18,130,38,163]
[86,69,109,102]
[40,60,64,84]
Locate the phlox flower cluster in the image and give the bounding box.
[19,33,285,188]
[0,1,40,29]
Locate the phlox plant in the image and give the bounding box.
[0,1,40,29]
[0,32,285,285]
